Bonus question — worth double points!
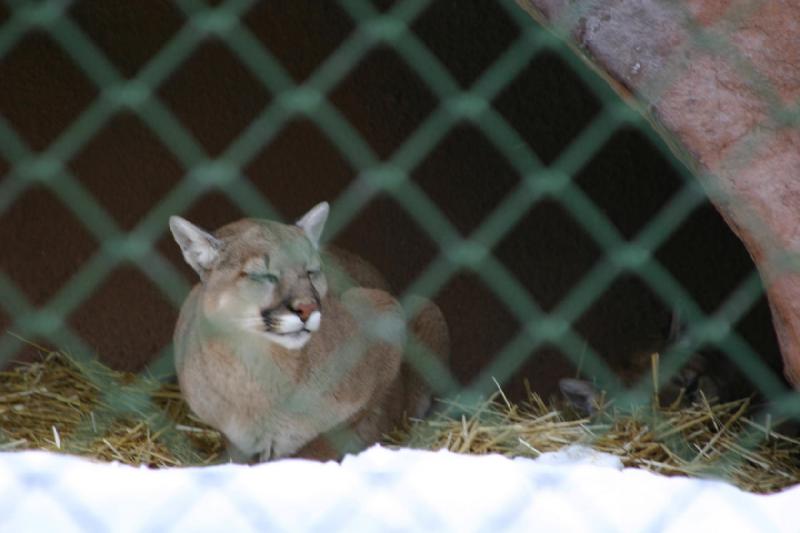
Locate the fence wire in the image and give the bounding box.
[0,0,799,521]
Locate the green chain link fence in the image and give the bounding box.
[0,0,798,483]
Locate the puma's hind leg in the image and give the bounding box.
[402,296,450,419]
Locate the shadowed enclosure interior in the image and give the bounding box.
[0,0,791,453]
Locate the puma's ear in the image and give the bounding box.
[296,201,329,248]
[169,216,221,278]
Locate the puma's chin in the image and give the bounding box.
[263,330,312,350]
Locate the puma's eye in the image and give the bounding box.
[247,272,279,284]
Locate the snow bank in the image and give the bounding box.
[0,445,796,532]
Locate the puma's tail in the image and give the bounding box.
[402,296,450,419]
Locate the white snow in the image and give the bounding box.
[0,444,796,532]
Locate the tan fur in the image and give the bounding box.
[172,210,449,462]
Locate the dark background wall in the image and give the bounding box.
[0,0,785,400]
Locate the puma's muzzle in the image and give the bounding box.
[258,306,322,350]
[260,309,321,333]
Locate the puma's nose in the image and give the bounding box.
[292,302,318,322]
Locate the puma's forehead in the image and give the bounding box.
[214,218,317,270]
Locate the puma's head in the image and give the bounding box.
[169,202,330,350]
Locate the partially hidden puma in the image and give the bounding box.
[169,202,449,462]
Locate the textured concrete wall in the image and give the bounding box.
[518,0,800,387]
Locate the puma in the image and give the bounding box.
[169,202,449,462]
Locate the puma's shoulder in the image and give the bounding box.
[323,245,391,294]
